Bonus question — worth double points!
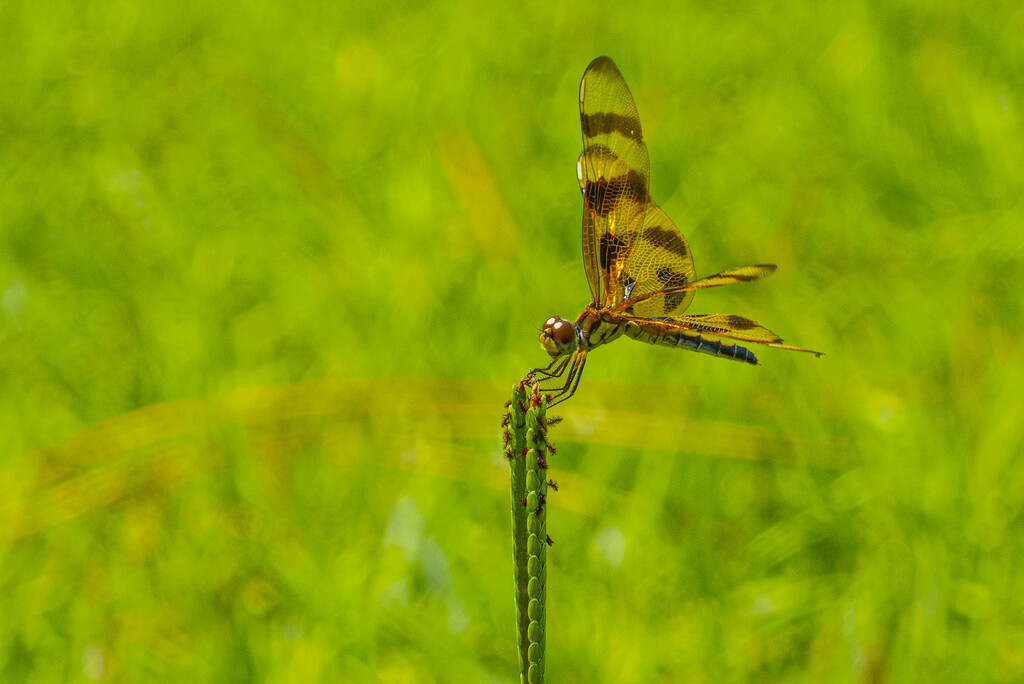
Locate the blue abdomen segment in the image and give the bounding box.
[672,332,759,365]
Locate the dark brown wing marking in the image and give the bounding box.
[581,113,645,141]
[582,165,648,219]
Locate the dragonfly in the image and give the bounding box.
[532,56,821,406]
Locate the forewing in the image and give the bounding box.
[691,264,776,289]
[608,263,778,316]
[577,56,651,307]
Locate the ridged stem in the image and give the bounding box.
[504,380,551,683]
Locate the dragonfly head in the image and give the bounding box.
[540,316,579,358]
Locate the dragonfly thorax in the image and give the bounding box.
[539,316,579,358]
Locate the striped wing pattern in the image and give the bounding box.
[623,202,698,316]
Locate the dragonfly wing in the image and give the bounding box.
[620,200,697,317]
[578,56,651,307]
[623,313,823,356]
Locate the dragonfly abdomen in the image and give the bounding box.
[625,322,760,366]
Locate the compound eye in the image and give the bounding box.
[551,320,576,345]
[543,317,561,331]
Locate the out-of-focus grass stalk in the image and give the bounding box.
[504,379,551,683]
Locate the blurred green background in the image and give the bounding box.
[2,0,1022,681]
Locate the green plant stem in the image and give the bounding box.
[506,380,549,683]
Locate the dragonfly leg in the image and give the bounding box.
[537,352,587,406]
[529,354,571,380]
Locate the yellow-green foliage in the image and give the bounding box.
[1,0,1022,681]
